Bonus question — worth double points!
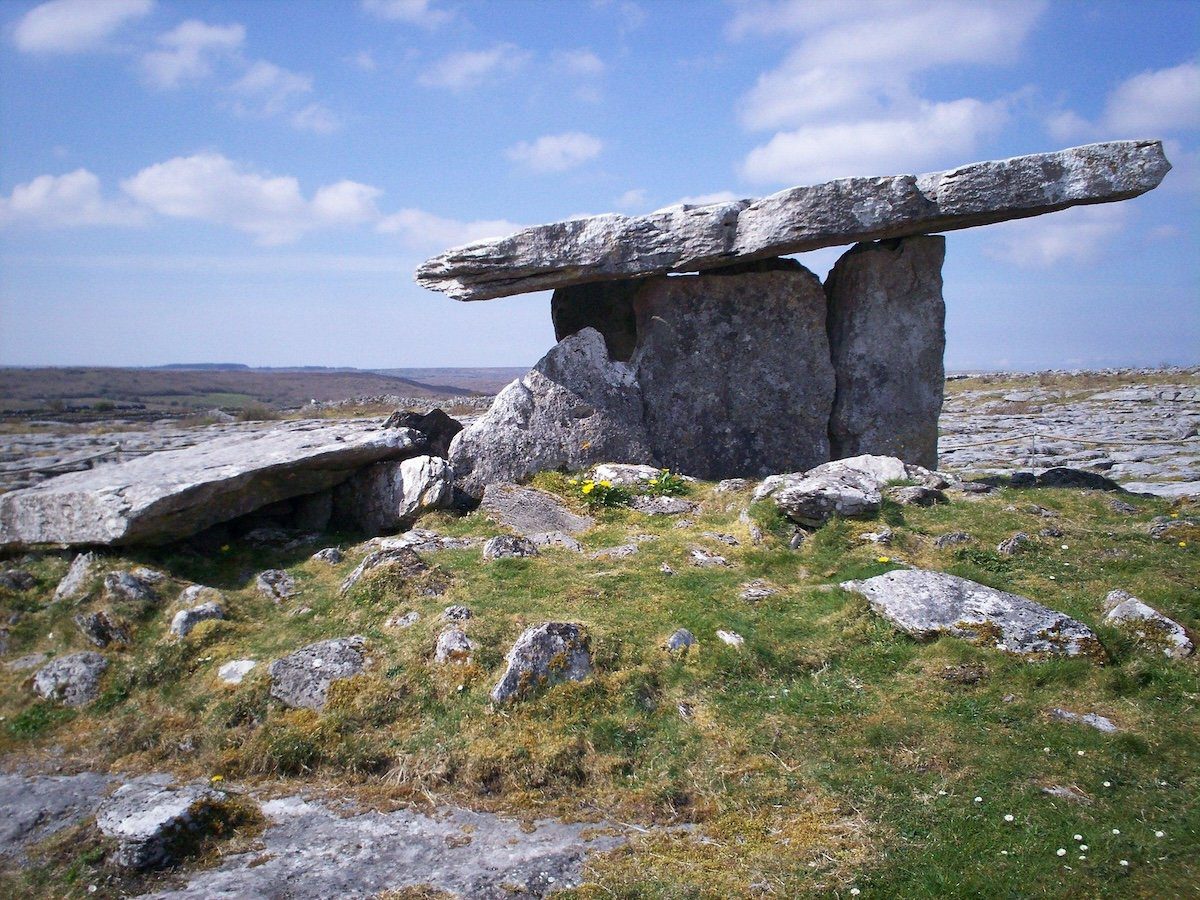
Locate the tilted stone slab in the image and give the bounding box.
[0,422,423,548]
[416,140,1170,300]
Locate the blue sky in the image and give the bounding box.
[0,0,1197,370]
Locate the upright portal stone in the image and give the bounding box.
[630,261,834,479]
[826,236,946,468]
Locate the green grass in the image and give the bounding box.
[0,479,1197,897]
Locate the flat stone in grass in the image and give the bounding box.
[1103,589,1193,658]
[490,622,592,703]
[631,496,697,516]
[95,774,234,870]
[268,637,366,711]
[311,547,344,565]
[840,569,1101,658]
[482,534,539,560]
[170,601,225,638]
[0,569,34,591]
[32,651,107,706]
[1049,707,1118,733]
[664,628,696,653]
[218,660,257,685]
[0,772,113,861]
[480,483,594,539]
[590,463,662,487]
[256,569,296,602]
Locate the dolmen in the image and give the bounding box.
[418,140,1171,495]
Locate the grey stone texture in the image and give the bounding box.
[95,774,230,870]
[170,601,225,638]
[268,636,367,711]
[479,483,594,540]
[826,236,946,468]
[334,454,454,534]
[0,772,113,861]
[1103,589,1193,658]
[416,141,1170,301]
[32,651,108,706]
[491,622,593,703]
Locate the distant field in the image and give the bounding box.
[0,366,520,420]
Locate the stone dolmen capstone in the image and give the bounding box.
[424,142,1169,489]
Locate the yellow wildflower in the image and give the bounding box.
[581,482,595,494]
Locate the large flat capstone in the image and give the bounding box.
[0,422,423,548]
[416,141,1169,301]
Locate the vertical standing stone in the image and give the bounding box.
[630,260,835,479]
[825,236,946,469]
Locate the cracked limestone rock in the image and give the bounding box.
[268,637,367,711]
[490,623,592,703]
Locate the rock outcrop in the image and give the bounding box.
[449,329,653,497]
[1103,589,1193,658]
[32,652,107,706]
[268,637,366,711]
[417,141,1170,301]
[0,422,424,548]
[826,236,946,468]
[491,622,592,703]
[95,775,232,870]
[841,569,1101,658]
[334,454,454,534]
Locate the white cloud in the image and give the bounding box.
[350,50,378,72]
[676,190,740,206]
[291,103,341,134]
[1045,109,1091,143]
[377,209,521,250]
[506,132,604,173]
[982,204,1128,268]
[120,153,381,245]
[614,188,647,210]
[1104,61,1200,136]
[0,169,145,227]
[555,49,605,77]
[141,20,245,89]
[418,44,530,91]
[13,0,153,54]
[361,0,452,28]
[741,98,1009,184]
[231,60,313,116]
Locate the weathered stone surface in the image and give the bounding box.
[311,547,343,565]
[0,569,35,591]
[997,532,1031,556]
[841,569,1101,657]
[888,485,948,507]
[1034,467,1124,491]
[104,570,159,606]
[664,628,696,652]
[442,604,472,621]
[256,569,296,602]
[54,551,96,601]
[217,659,256,685]
[482,534,540,560]
[383,408,463,458]
[0,772,113,861]
[268,637,366,711]
[1103,590,1193,658]
[630,264,835,478]
[334,454,453,534]
[480,483,594,539]
[96,774,230,870]
[716,478,751,492]
[32,651,107,705]
[934,531,973,549]
[1049,707,1118,733]
[339,546,433,596]
[416,141,1170,301]
[716,629,745,647]
[0,422,423,548]
[170,601,225,638]
[434,627,475,664]
[73,609,130,647]
[631,496,698,516]
[449,330,653,497]
[590,462,663,487]
[740,579,777,602]
[826,236,945,468]
[491,622,592,703]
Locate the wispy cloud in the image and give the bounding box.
[140,19,245,89]
[361,0,453,29]
[377,209,522,250]
[0,169,146,227]
[418,44,531,91]
[506,132,604,173]
[13,0,153,54]
[982,204,1129,268]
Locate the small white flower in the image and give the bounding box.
[938,790,947,796]
[1080,845,1088,851]
[1112,829,1120,835]
[1057,848,1067,857]
[974,796,983,803]
[850,890,861,897]
[1120,860,1129,867]
[1103,781,1112,787]
[1155,830,1165,838]
[1000,850,1009,856]
[1074,834,1083,841]
[1004,814,1014,822]
[1048,575,1056,580]
[1077,750,1085,756]
[1061,544,1069,550]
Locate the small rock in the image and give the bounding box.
[130,567,167,585]
[434,627,475,664]
[256,569,296,602]
[888,486,947,507]
[688,548,729,568]
[1103,590,1193,658]
[701,532,739,546]
[482,535,539,560]
[632,496,698,516]
[73,610,130,648]
[1049,707,1118,733]
[217,659,256,685]
[386,610,421,629]
[54,552,96,601]
[939,664,987,685]
[715,478,751,493]
[957,481,995,495]
[590,463,663,487]
[672,518,696,529]
[95,776,232,870]
[6,651,50,671]
[1038,526,1064,538]
[716,630,744,647]
[997,532,1030,556]
[1109,499,1138,515]
[860,528,893,545]
[788,529,806,550]
[1035,468,1123,491]
[739,580,777,602]
[268,637,366,711]
[32,652,107,706]
[170,601,225,638]
[664,628,696,653]
[1041,785,1091,804]
[490,623,591,703]
[659,563,675,575]
[1025,504,1060,518]
[1009,472,1036,488]
[339,547,431,596]
[442,605,472,622]
[589,544,639,559]
[677,701,695,720]
[311,547,344,565]
[178,584,222,606]
[0,570,35,591]
[104,571,158,606]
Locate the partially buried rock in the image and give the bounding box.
[664,628,696,653]
[480,483,594,540]
[490,623,592,703]
[716,630,745,648]
[311,547,343,565]
[740,580,777,602]
[0,569,35,591]
[590,543,639,560]
[339,546,438,596]
[178,584,221,606]
[590,463,662,487]
[171,601,224,638]
[755,455,934,527]
[888,485,947,507]
[1103,590,1193,658]
[95,775,234,870]
[434,627,475,664]
[268,636,366,711]
[997,532,1030,556]
[442,604,472,622]
[256,569,296,602]
[631,496,697,516]
[482,534,539,560]
[32,652,107,706]
[716,478,751,493]
[1049,707,1118,733]
[217,659,256,685]
[73,610,130,648]
[1035,468,1123,491]
[689,548,729,568]
[54,551,97,601]
[841,569,1101,658]
[934,531,972,549]
[104,570,159,606]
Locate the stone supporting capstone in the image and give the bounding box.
[826,236,946,469]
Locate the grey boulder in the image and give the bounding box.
[268,637,367,711]
[32,651,107,706]
[841,569,1101,658]
[0,569,35,591]
[104,570,159,606]
[482,534,540,560]
[96,774,232,870]
[54,551,97,601]
[434,627,475,664]
[334,454,454,535]
[170,601,225,638]
[491,623,592,703]
[416,141,1170,301]
[448,329,653,497]
[1103,590,1193,658]
[479,483,594,541]
[0,421,423,548]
